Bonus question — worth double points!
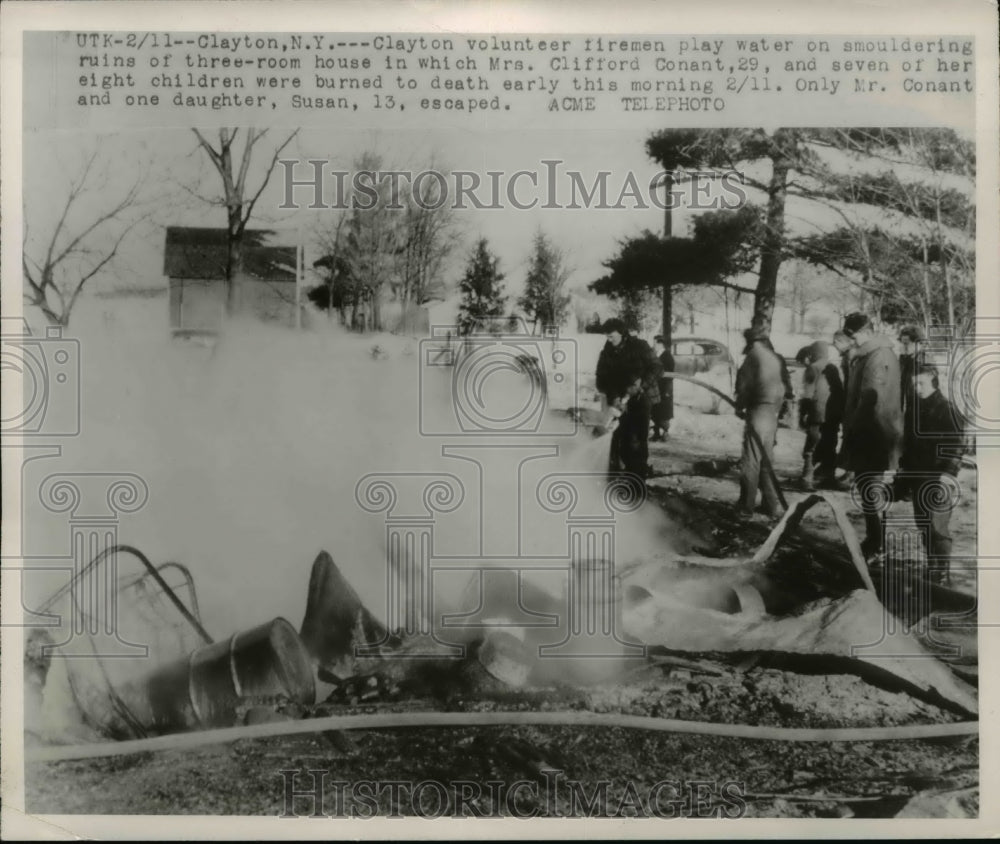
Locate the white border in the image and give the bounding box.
[2,0,997,839]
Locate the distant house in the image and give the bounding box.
[163,227,299,335]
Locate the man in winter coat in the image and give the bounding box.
[841,313,904,561]
[900,364,965,584]
[595,319,660,479]
[734,327,787,519]
[798,340,845,490]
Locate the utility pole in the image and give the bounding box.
[661,171,675,422]
[295,225,303,330]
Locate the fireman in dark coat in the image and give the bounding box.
[841,313,904,562]
[595,319,660,479]
[734,327,787,519]
[900,364,965,584]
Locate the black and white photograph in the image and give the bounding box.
[2,1,997,837]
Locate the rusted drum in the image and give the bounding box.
[148,617,315,732]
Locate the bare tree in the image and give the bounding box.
[311,211,351,323]
[191,127,299,313]
[339,152,401,332]
[23,150,148,327]
[310,155,460,332]
[394,168,458,311]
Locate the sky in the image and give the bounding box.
[21,121,976,319]
[21,123,686,301]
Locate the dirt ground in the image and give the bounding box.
[24,405,980,819]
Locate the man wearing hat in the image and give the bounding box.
[734,326,787,518]
[841,312,903,562]
[595,318,660,478]
[797,340,844,490]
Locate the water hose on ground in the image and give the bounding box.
[658,372,788,510]
[27,709,976,764]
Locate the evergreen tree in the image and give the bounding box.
[646,128,806,333]
[645,127,975,333]
[457,238,507,335]
[518,231,571,332]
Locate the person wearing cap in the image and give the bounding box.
[595,318,660,478]
[651,334,675,441]
[841,312,904,562]
[797,340,844,490]
[734,326,787,519]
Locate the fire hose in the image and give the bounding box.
[27,709,976,764]
[658,372,788,510]
[22,383,959,763]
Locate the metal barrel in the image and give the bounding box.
[147,617,316,733]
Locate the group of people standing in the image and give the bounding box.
[595,314,967,585]
[737,313,966,584]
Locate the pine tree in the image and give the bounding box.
[457,238,507,335]
[518,231,571,332]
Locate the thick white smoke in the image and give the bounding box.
[22,296,684,644]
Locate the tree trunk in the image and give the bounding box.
[372,288,381,332]
[920,238,932,325]
[659,170,676,418]
[936,200,956,328]
[752,155,791,332]
[662,172,674,239]
[226,208,243,315]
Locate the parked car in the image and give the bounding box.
[670,337,736,378]
[669,337,737,413]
